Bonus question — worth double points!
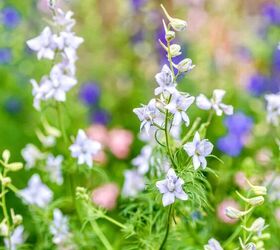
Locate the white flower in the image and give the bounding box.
[265,93,280,126]
[183,132,213,170]
[46,154,64,185]
[204,238,223,250]
[165,91,195,126]
[27,27,57,60]
[53,9,75,31]
[132,145,153,174]
[156,168,188,207]
[69,129,101,168]
[196,89,233,116]
[133,99,164,134]
[154,64,176,95]
[21,144,44,169]
[122,170,145,197]
[4,225,25,250]
[50,209,70,245]
[19,174,53,208]
[175,58,195,73]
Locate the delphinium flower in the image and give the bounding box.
[69,129,101,168]
[91,109,111,125]
[183,132,213,170]
[79,82,100,106]
[4,225,24,250]
[1,6,21,29]
[45,154,64,185]
[50,209,71,246]
[217,112,253,157]
[265,93,280,126]
[27,5,83,110]
[204,238,223,250]
[154,64,176,95]
[196,89,233,116]
[132,145,153,174]
[122,170,145,197]
[21,144,45,169]
[156,168,188,207]
[19,174,53,208]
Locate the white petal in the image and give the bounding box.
[220,103,234,115]
[175,190,188,201]
[199,156,207,169]
[156,180,168,194]
[183,142,195,156]
[196,94,211,110]
[162,192,175,207]
[213,89,225,103]
[193,155,200,170]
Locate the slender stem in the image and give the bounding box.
[159,205,172,250]
[90,220,113,250]
[181,117,201,145]
[100,213,127,230]
[222,226,242,248]
[55,102,68,144]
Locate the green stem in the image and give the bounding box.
[181,117,201,145]
[222,226,242,249]
[100,213,127,230]
[159,205,172,250]
[55,102,68,144]
[90,220,113,250]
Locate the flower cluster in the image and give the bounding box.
[265,93,280,126]
[27,6,83,110]
[131,5,233,208]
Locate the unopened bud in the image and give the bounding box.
[161,4,187,32]
[226,207,252,219]
[76,186,89,201]
[246,179,267,196]
[176,58,195,73]
[5,162,23,172]
[2,150,10,163]
[236,191,264,206]
[243,217,266,235]
[162,19,175,41]
[2,177,11,186]
[0,220,8,237]
[169,44,181,57]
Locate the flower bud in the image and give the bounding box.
[11,209,23,226]
[161,4,187,32]
[165,31,175,42]
[43,119,61,138]
[2,177,11,186]
[225,207,252,219]
[176,58,195,73]
[76,186,89,201]
[169,44,181,57]
[236,191,264,206]
[246,179,267,196]
[2,150,10,164]
[0,220,8,237]
[244,242,256,250]
[5,162,23,172]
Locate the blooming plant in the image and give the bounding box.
[1,1,279,250]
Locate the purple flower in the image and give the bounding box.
[272,47,280,72]
[1,7,21,28]
[91,109,110,125]
[224,112,253,136]
[0,48,11,64]
[4,97,22,114]
[247,74,267,96]
[217,133,243,157]
[131,0,146,11]
[262,3,280,25]
[79,82,100,106]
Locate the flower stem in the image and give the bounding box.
[159,205,172,250]
[90,220,113,250]
[55,102,68,144]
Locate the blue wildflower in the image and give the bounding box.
[1,7,21,28]
[262,3,280,25]
[4,97,22,114]
[91,109,110,125]
[0,48,12,64]
[224,112,253,136]
[79,82,100,106]
[247,74,267,96]
[217,133,243,157]
[131,0,146,11]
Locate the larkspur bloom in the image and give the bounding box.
[27,26,56,60]
[133,99,164,134]
[156,168,188,207]
[45,154,64,185]
[1,7,21,29]
[79,82,100,106]
[196,89,233,116]
[265,93,280,126]
[183,132,213,170]
[50,209,70,246]
[132,145,153,174]
[0,48,12,64]
[52,8,75,31]
[154,64,176,95]
[122,170,145,197]
[165,91,195,126]
[4,225,24,250]
[21,144,44,169]
[204,238,223,250]
[69,129,101,168]
[19,174,53,208]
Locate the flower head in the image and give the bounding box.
[45,154,64,185]
[53,9,75,31]
[21,144,44,169]
[1,7,21,29]
[154,64,176,95]
[19,174,53,207]
[204,238,223,250]
[132,145,152,174]
[122,170,145,197]
[165,91,195,126]
[50,209,70,245]
[183,132,213,170]
[196,89,233,116]
[69,129,101,168]
[265,93,280,126]
[4,226,24,250]
[156,168,188,207]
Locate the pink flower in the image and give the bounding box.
[91,183,119,210]
[107,129,133,159]
[217,199,240,224]
[93,150,107,165]
[87,124,109,146]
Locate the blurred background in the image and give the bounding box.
[0,0,280,248]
